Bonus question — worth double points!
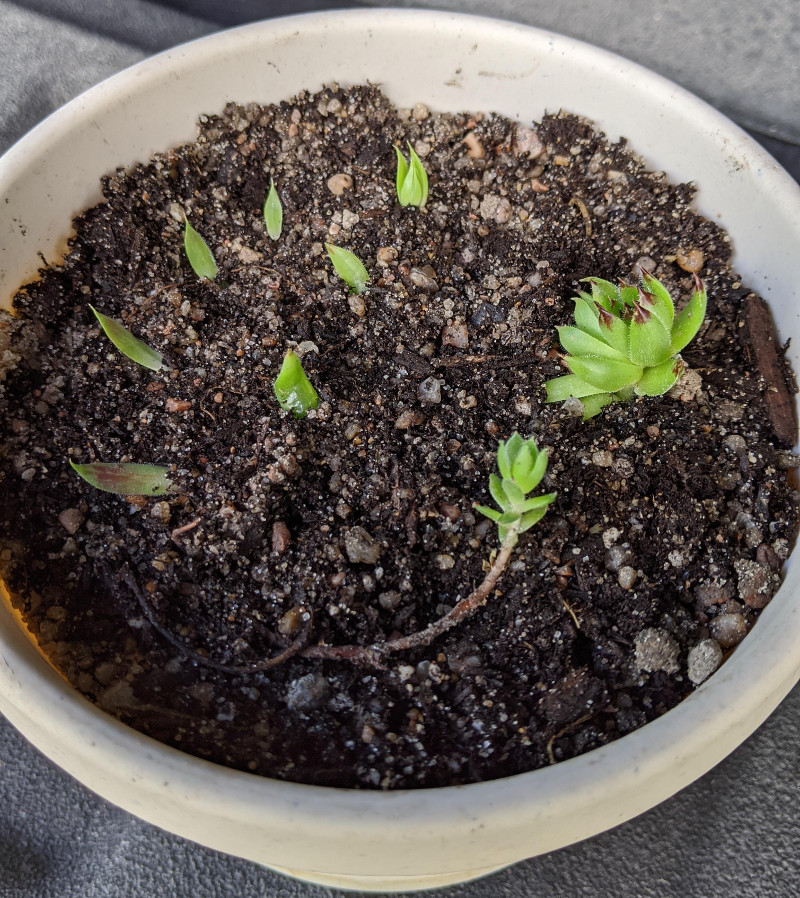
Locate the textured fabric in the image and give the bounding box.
[1,2,799,896]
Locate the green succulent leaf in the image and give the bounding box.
[585,278,618,311]
[263,178,283,241]
[596,308,631,356]
[183,217,218,280]
[510,442,535,487]
[473,504,502,522]
[501,478,526,506]
[566,355,643,393]
[544,373,607,402]
[325,243,369,294]
[628,306,672,367]
[70,460,173,496]
[89,306,162,371]
[489,473,509,508]
[670,281,707,353]
[635,357,684,397]
[521,492,557,513]
[573,296,604,340]
[526,447,549,492]
[639,274,675,329]
[557,325,628,361]
[395,142,429,208]
[273,350,320,418]
[519,506,551,532]
[579,392,614,420]
[496,438,513,480]
[504,432,524,466]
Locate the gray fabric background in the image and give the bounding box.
[1,2,798,896]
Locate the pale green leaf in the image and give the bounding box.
[474,504,502,523]
[518,506,549,532]
[501,478,525,506]
[184,218,218,280]
[394,146,409,200]
[580,392,614,419]
[639,273,675,329]
[325,243,369,294]
[565,356,643,393]
[496,439,512,480]
[395,143,429,208]
[510,441,534,487]
[263,178,283,241]
[627,307,673,367]
[521,492,557,513]
[596,309,630,357]
[573,296,603,340]
[70,460,172,496]
[544,373,607,402]
[505,432,524,467]
[90,306,162,371]
[273,350,320,418]
[635,357,684,397]
[558,325,628,361]
[585,278,618,311]
[489,473,508,509]
[525,446,549,492]
[670,282,707,353]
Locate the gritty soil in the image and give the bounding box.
[0,85,798,789]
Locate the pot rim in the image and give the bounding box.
[1,7,799,881]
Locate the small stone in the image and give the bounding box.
[617,566,637,590]
[286,672,329,712]
[562,397,585,418]
[734,558,778,609]
[602,527,621,549]
[709,612,748,648]
[166,398,191,413]
[592,450,613,468]
[343,526,381,564]
[237,245,262,264]
[272,521,291,554]
[479,194,512,224]
[512,124,544,158]
[436,554,455,570]
[676,247,705,273]
[418,377,442,404]
[347,294,366,317]
[414,140,431,158]
[463,132,484,159]
[150,501,171,525]
[277,607,302,636]
[376,246,398,265]
[394,408,425,429]
[441,323,469,348]
[326,173,353,195]
[341,209,360,230]
[634,627,680,674]
[411,102,430,121]
[667,367,702,402]
[378,590,402,611]
[409,266,438,292]
[723,434,747,455]
[687,639,723,685]
[694,580,734,607]
[58,508,84,535]
[605,544,631,572]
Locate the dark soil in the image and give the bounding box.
[1,85,797,789]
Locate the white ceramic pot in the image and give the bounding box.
[1,10,798,892]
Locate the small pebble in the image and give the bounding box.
[605,544,630,572]
[734,558,777,609]
[376,246,398,265]
[602,527,621,548]
[441,323,469,348]
[617,566,637,590]
[272,521,291,554]
[286,673,329,712]
[709,612,747,648]
[634,627,680,674]
[347,294,366,317]
[479,194,512,224]
[676,247,705,273]
[687,639,723,685]
[436,554,455,570]
[394,408,425,429]
[58,508,84,535]
[418,377,442,404]
[512,124,544,158]
[343,526,381,564]
[411,102,429,121]
[166,398,191,413]
[592,450,613,468]
[463,132,485,159]
[667,367,702,402]
[326,173,353,196]
[562,397,585,418]
[409,266,438,292]
[150,501,171,525]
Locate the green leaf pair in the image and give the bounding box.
[474,433,556,545]
[544,272,707,419]
[395,142,429,208]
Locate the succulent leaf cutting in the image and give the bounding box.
[69,460,173,496]
[474,433,556,546]
[89,306,163,371]
[273,349,320,418]
[325,243,369,294]
[394,142,429,208]
[263,178,283,241]
[183,216,218,280]
[544,272,707,419]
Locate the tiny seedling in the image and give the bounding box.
[89,306,163,371]
[263,178,283,241]
[183,216,218,280]
[273,349,320,418]
[475,433,556,547]
[69,460,173,495]
[394,142,429,208]
[545,272,707,419]
[325,243,369,294]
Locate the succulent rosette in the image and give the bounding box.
[545,272,707,419]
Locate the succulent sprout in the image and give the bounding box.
[544,272,707,419]
[69,460,173,495]
[263,178,283,241]
[474,432,556,546]
[89,306,163,371]
[183,217,218,280]
[325,243,369,294]
[395,142,429,208]
[273,349,320,418]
